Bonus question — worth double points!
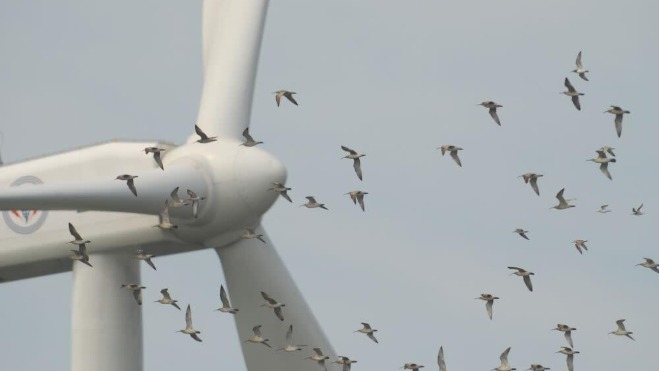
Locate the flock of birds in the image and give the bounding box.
[57,50,657,371]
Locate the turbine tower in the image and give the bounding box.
[0,1,335,370]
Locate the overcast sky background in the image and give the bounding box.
[1,0,658,370]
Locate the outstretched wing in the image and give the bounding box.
[68,223,83,240]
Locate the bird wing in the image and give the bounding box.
[68,222,83,240]
[500,347,511,368]
[286,324,293,344]
[571,95,581,111]
[79,243,88,256]
[313,348,324,356]
[564,78,576,92]
[127,179,138,196]
[565,331,574,348]
[578,72,589,81]
[489,107,501,126]
[275,92,282,106]
[486,300,493,319]
[185,305,193,328]
[171,302,181,310]
[280,191,292,203]
[566,354,574,371]
[520,232,529,240]
[306,196,317,203]
[357,193,366,212]
[190,333,203,342]
[253,325,262,336]
[638,203,643,211]
[285,92,298,105]
[191,200,199,218]
[145,258,157,271]
[187,189,198,199]
[161,288,171,299]
[171,187,184,204]
[153,151,164,170]
[195,124,209,140]
[242,127,254,142]
[438,346,446,371]
[575,51,583,68]
[529,177,540,196]
[274,306,285,321]
[616,319,626,331]
[367,332,379,343]
[220,285,231,307]
[261,291,277,304]
[353,158,363,180]
[523,275,533,291]
[599,163,612,180]
[615,114,623,137]
[508,266,524,272]
[450,151,462,167]
[595,150,607,159]
[133,289,142,306]
[556,188,566,203]
[341,145,357,155]
[361,322,371,330]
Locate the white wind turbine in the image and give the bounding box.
[0,1,335,371]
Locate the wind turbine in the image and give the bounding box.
[0,1,335,371]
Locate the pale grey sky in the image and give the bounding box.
[1,0,658,370]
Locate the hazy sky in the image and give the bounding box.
[1,0,658,370]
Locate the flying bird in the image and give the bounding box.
[155,288,181,310]
[194,124,217,143]
[243,325,271,347]
[305,348,330,370]
[438,145,463,167]
[550,188,575,210]
[587,150,616,180]
[274,90,298,106]
[519,173,543,196]
[597,204,611,213]
[301,196,328,210]
[241,128,263,147]
[134,249,156,270]
[268,182,292,203]
[215,285,239,314]
[609,319,635,340]
[437,346,447,371]
[556,347,579,371]
[345,190,368,212]
[572,51,589,81]
[513,229,530,240]
[604,106,630,138]
[476,293,499,320]
[636,258,659,274]
[508,267,534,292]
[177,304,202,342]
[154,200,177,230]
[333,356,358,371]
[552,324,577,348]
[277,324,307,352]
[120,284,145,306]
[341,145,365,181]
[115,174,138,196]
[492,347,515,371]
[402,363,425,371]
[354,322,379,343]
[185,189,206,218]
[632,203,644,216]
[528,364,551,371]
[573,240,588,255]
[144,147,165,170]
[561,78,584,111]
[241,228,265,243]
[67,223,92,267]
[260,291,285,321]
[478,101,503,126]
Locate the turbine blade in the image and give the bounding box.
[0,166,207,215]
[191,0,269,142]
[216,225,335,371]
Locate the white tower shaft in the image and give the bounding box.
[71,254,142,371]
